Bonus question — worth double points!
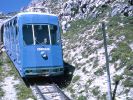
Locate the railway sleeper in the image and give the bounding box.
[31,84,71,100]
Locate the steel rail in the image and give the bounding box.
[32,83,71,100]
[52,84,71,100]
[34,84,47,100]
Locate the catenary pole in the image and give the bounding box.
[102,22,112,100]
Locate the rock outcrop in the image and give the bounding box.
[23,0,132,32]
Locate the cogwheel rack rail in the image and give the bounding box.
[31,83,71,100]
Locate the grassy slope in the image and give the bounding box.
[63,15,133,99]
[107,16,133,88]
[0,53,35,100]
[0,55,4,98]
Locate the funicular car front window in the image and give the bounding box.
[34,25,50,45]
[23,24,58,45]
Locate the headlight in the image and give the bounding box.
[41,51,48,60]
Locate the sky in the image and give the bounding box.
[0,0,31,14]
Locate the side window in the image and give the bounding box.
[10,22,12,42]
[5,24,7,40]
[12,21,15,42]
[14,19,18,38]
[4,25,7,39]
[16,25,18,38]
[7,23,10,41]
[1,25,4,42]
[23,25,33,45]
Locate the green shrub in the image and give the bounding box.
[0,59,3,66]
[72,75,80,83]
[6,61,20,79]
[126,58,133,71]
[78,95,87,100]
[67,85,75,93]
[123,78,133,87]
[94,68,104,76]
[93,58,99,68]
[0,87,4,97]
[124,69,133,76]
[0,67,4,81]
[111,42,133,63]
[107,16,133,43]
[64,18,99,38]
[15,84,35,100]
[92,86,100,96]
[87,79,93,86]
[99,93,106,100]
[93,31,103,41]
[0,66,3,73]
[113,75,123,82]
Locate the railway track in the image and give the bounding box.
[30,83,71,100]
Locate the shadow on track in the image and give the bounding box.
[23,61,75,89]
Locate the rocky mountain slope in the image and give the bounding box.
[23,0,133,100]
[23,0,133,32]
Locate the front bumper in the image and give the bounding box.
[24,67,64,76]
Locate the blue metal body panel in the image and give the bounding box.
[3,13,64,77]
[23,45,63,67]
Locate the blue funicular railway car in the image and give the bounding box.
[2,12,64,77]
